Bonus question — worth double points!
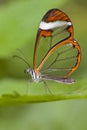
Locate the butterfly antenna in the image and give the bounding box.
[14,48,31,67]
[13,55,30,68]
[17,48,30,62]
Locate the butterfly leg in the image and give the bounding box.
[25,80,32,95]
[42,80,53,95]
[24,71,32,95]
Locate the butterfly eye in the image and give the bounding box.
[24,69,27,74]
[24,69,31,74]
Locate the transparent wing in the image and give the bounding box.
[33,8,81,79]
[40,40,80,78]
[34,28,70,69]
[33,8,73,69]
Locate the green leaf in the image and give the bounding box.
[0,75,86,105]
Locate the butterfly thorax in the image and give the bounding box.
[25,68,40,82]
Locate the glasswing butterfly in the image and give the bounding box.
[16,8,81,85]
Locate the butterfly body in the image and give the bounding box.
[25,68,40,82]
[25,67,75,84]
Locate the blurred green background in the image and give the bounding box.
[0,0,87,130]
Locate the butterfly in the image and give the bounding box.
[15,8,81,85]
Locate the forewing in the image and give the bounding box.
[33,8,72,69]
[34,28,70,69]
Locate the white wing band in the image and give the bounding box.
[39,21,72,30]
